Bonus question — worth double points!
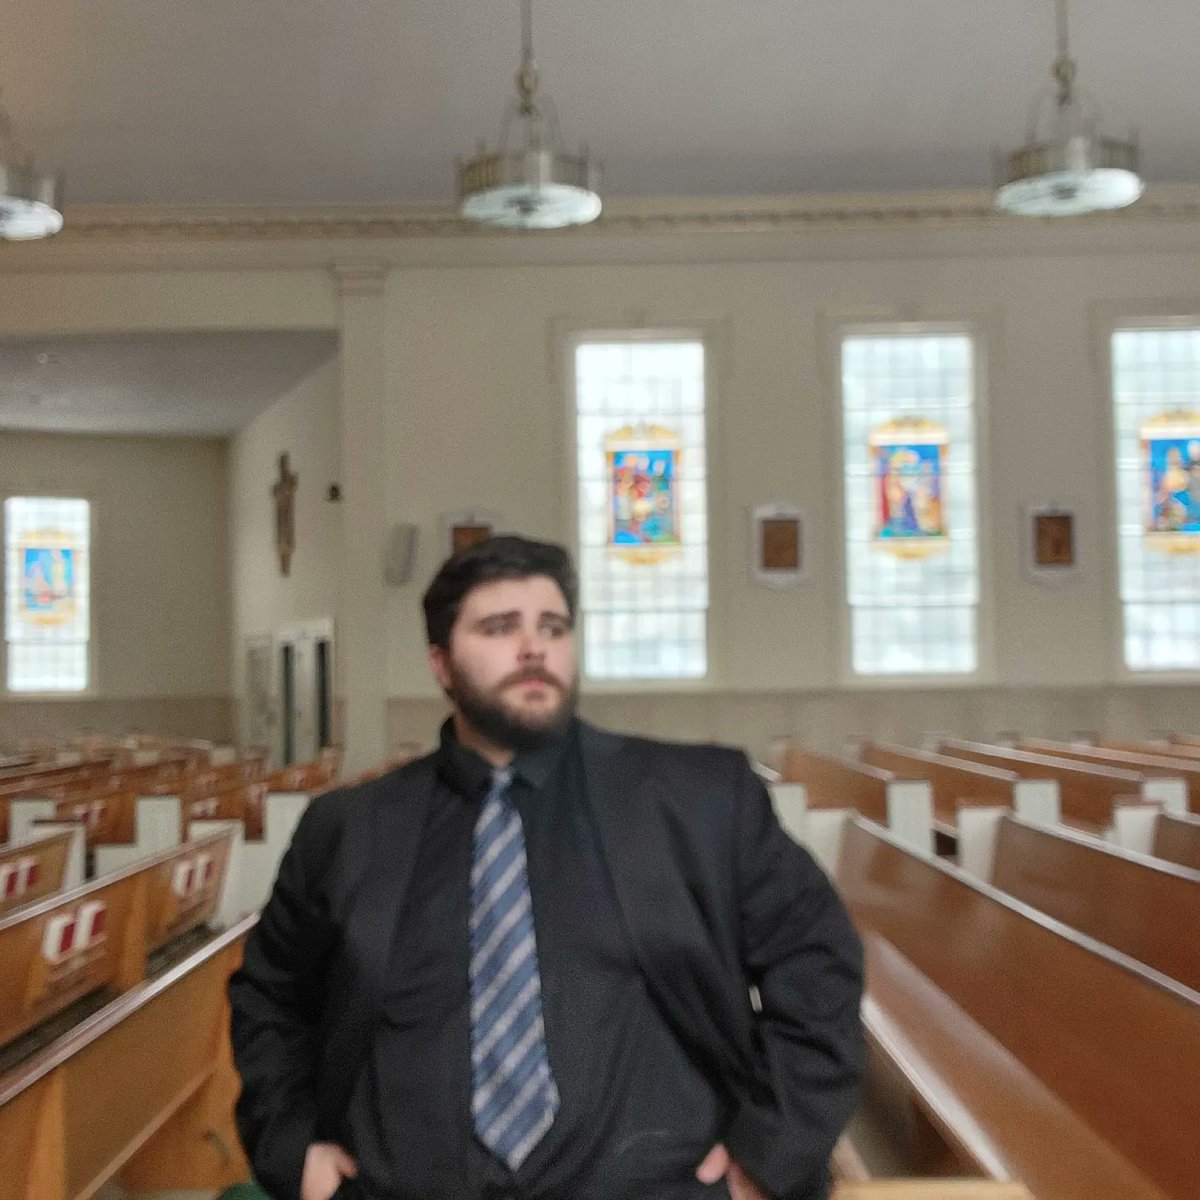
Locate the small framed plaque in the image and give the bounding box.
[444,511,500,557]
[1023,505,1078,584]
[751,504,807,588]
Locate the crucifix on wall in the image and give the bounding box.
[272,452,298,576]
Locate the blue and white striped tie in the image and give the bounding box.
[470,767,559,1170]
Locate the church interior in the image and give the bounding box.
[1,1,1198,1198]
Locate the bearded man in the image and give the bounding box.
[229,535,863,1200]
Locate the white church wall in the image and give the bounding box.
[0,431,231,745]
[228,357,342,746]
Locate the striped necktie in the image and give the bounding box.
[469,766,559,1170]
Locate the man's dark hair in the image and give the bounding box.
[422,534,578,648]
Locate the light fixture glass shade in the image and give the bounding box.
[996,133,1143,216]
[458,0,601,230]
[0,161,64,239]
[995,0,1143,217]
[459,148,601,229]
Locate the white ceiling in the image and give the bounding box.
[0,332,338,437]
[2,0,1197,207]
[1,3,1195,438]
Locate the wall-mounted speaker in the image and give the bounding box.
[384,523,419,586]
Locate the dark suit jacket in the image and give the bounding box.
[229,723,865,1200]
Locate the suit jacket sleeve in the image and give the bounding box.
[228,796,341,1200]
[721,759,865,1200]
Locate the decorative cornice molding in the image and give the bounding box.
[37,185,1200,243]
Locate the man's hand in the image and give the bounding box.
[301,1141,358,1200]
[696,1143,769,1199]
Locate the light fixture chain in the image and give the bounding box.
[1053,0,1077,107]
[517,0,538,116]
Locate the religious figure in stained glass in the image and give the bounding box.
[869,418,948,558]
[1142,412,1200,551]
[604,423,682,564]
[17,530,78,626]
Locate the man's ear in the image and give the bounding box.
[428,643,452,692]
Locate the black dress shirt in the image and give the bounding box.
[342,719,730,1200]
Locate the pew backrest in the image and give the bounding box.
[1020,739,1200,815]
[990,814,1200,992]
[1152,811,1200,872]
[933,737,1185,825]
[780,748,933,859]
[0,830,76,917]
[860,743,1060,826]
[836,817,1200,1200]
[0,829,235,1050]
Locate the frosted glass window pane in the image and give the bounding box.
[1112,328,1200,670]
[841,333,979,676]
[574,340,708,680]
[5,497,91,692]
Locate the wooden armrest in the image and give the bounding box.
[834,1185,1033,1200]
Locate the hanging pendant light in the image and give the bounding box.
[995,0,1142,217]
[458,0,601,230]
[0,97,63,240]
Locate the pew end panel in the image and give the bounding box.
[237,791,309,914]
[884,781,935,858]
[188,818,247,930]
[770,780,808,844]
[1152,811,1200,871]
[92,796,184,878]
[1010,779,1059,825]
[1110,800,1162,854]
[954,806,1008,879]
[0,827,81,916]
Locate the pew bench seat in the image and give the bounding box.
[860,932,1171,1200]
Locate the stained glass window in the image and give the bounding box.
[4,497,91,692]
[841,332,979,675]
[1112,327,1200,670]
[573,340,708,680]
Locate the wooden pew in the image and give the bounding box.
[1019,738,1200,815]
[837,816,1197,1200]
[833,1187,1031,1200]
[184,780,268,841]
[0,768,111,842]
[265,745,342,791]
[0,830,235,1052]
[0,907,1035,1200]
[7,789,184,879]
[932,737,1185,842]
[0,830,81,918]
[856,743,1058,874]
[0,915,254,1200]
[989,813,1200,993]
[1152,811,1200,872]
[778,748,933,865]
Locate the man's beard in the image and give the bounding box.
[447,663,579,753]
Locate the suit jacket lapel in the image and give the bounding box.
[349,759,438,1006]
[577,722,759,1093]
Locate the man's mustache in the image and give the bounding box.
[499,669,565,691]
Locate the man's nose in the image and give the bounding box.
[517,628,546,660]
